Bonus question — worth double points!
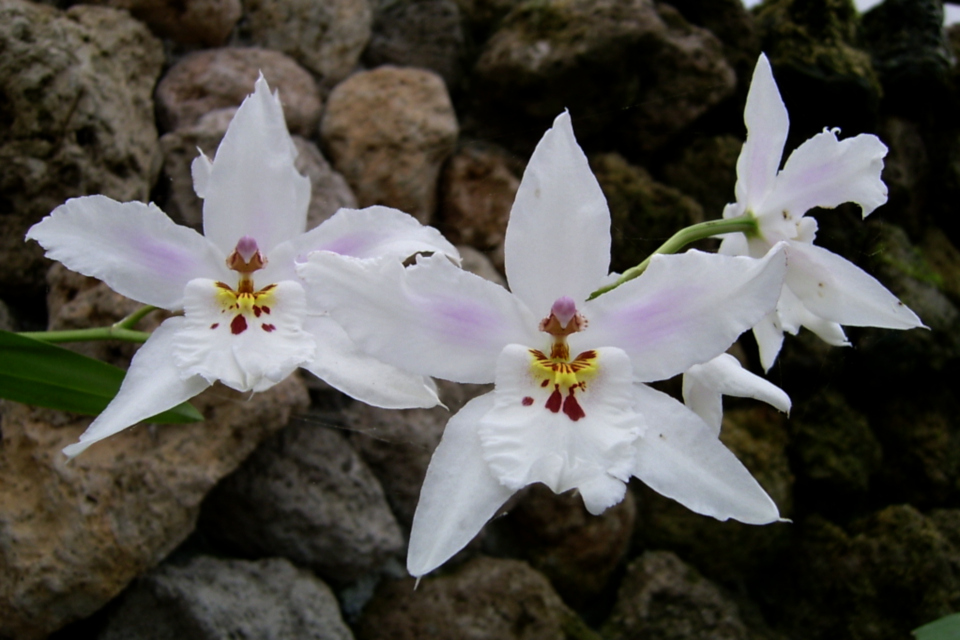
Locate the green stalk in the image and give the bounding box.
[18,305,158,344]
[588,214,759,300]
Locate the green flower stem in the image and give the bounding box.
[18,305,158,344]
[588,214,759,300]
[114,305,158,330]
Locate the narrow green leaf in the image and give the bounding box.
[914,613,960,640]
[0,330,203,423]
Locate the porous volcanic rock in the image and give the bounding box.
[84,0,241,46]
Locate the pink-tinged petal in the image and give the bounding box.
[631,384,781,524]
[584,246,787,383]
[753,311,785,372]
[263,205,460,283]
[298,252,540,383]
[478,344,641,515]
[301,315,441,409]
[735,54,788,214]
[201,75,311,255]
[26,195,228,310]
[174,278,315,392]
[62,317,211,458]
[407,393,516,577]
[504,111,611,317]
[784,241,923,330]
[682,353,791,434]
[762,130,888,224]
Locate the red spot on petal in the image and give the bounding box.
[540,379,549,388]
[210,323,219,329]
[545,388,562,413]
[522,396,534,406]
[261,306,271,314]
[253,305,262,317]
[230,315,247,334]
[262,323,276,332]
[562,394,585,421]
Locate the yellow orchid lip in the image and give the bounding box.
[212,281,278,335]
[527,346,599,422]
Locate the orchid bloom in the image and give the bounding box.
[719,54,923,370]
[299,111,790,578]
[27,75,456,458]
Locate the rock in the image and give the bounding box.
[666,0,760,82]
[100,556,354,640]
[364,0,466,88]
[84,0,241,46]
[0,0,164,296]
[602,550,752,640]
[354,556,600,640]
[0,377,309,640]
[155,48,322,136]
[473,0,735,152]
[661,134,742,220]
[158,109,355,229]
[234,0,372,89]
[321,66,458,223]
[197,418,404,585]
[488,484,636,608]
[877,117,931,237]
[590,152,705,274]
[0,298,13,331]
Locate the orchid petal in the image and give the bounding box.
[784,241,923,329]
[301,315,440,409]
[407,393,516,577]
[298,252,540,383]
[174,278,315,392]
[265,205,460,283]
[763,130,888,222]
[735,54,789,215]
[632,384,780,524]
[682,353,791,434]
[201,75,311,255]
[504,111,611,316]
[478,344,641,515]
[753,311,786,372]
[584,246,787,382]
[26,195,228,310]
[718,231,749,257]
[62,317,211,458]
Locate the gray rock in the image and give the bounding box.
[198,418,404,584]
[294,136,359,231]
[321,66,458,223]
[235,0,372,89]
[101,556,354,640]
[155,47,322,136]
[0,0,164,296]
[85,0,241,46]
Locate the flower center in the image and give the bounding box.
[211,236,278,335]
[527,297,596,421]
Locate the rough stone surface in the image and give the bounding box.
[198,418,404,584]
[85,0,241,46]
[474,0,735,151]
[0,377,309,640]
[666,0,760,82]
[158,108,355,229]
[234,0,371,89]
[0,0,164,296]
[321,66,459,223]
[100,556,354,640]
[155,48,322,136]
[661,134,742,220]
[603,550,751,640]
[354,556,600,640]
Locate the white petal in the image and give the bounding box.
[784,241,923,329]
[201,75,311,255]
[718,231,749,257]
[735,54,789,214]
[264,205,460,283]
[584,246,787,382]
[62,317,211,458]
[776,285,850,347]
[504,111,611,316]
[407,393,516,577]
[191,151,213,198]
[298,252,540,384]
[682,353,791,434]
[763,129,888,223]
[478,344,641,515]
[26,196,228,310]
[301,315,440,409]
[753,311,786,372]
[631,384,780,524]
[174,278,315,392]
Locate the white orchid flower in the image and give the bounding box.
[719,54,923,370]
[299,111,789,578]
[27,75,456,458]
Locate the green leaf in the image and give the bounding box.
[914,613,960,640]
[0,330,203,423]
